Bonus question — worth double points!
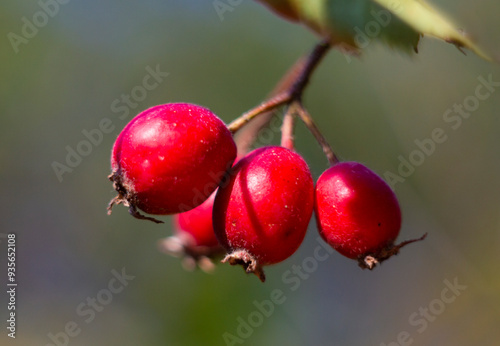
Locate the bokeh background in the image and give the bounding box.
[1,1,499,345]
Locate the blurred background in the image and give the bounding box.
[1,0,499,345]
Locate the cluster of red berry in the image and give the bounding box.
[108,102,425,282]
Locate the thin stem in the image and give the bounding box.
[228,92,290,134]
[280,104,297,150]
[295,102,339,165]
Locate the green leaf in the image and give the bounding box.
[372,0,491,60]
[254,0,491,60]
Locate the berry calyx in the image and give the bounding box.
[159,191,223,272]
[108,103,237,222]
[213,146,314,282]
[314,161,426,269]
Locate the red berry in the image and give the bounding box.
[315,162,425,269]
[174,192,220,248]
[213,146,314,282]
[108,103,236,222]
[159,191,223,272]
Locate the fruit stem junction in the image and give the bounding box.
[228,39,339,165]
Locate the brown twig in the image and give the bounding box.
[228,39,332,136]
[288,38,331,101]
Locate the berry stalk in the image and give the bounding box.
[294,102,339,165]
[280,105,296,150]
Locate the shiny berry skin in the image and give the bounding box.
[213,146,314,282]
[158,191,223,272]
[108,103,236,222]
[315,162,408,269]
